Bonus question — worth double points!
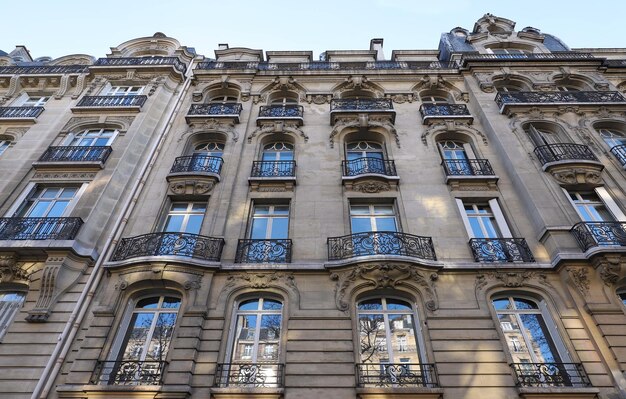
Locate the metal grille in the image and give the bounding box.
[250,161,296,177]
[169,155,223,175]
[38,146,112,163]
[187,103,243,116]
[235,239,292,263]
[420,103,471,119]
[356,363,439,388]
[327,232,436,261]
[91,360,167,385]
[258,104,304,118]
[0,107,44,118]
[214,363,284,387]
[330,98,394,112]
[511,363,591,388]
[533,143,598,165]
[442,159,495,176]
[571,222,626,251]
[0,217,83,240]
[342,158,396,177]
[76,95,147,107]
[469,238,535,262]
[111,232,225,262]
[94,57,186,73]
[495,91,626,109]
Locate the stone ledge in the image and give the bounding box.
[356,386,444,399]
[56,384,190,399]
[518,386,599,399]
[210,387,284,399]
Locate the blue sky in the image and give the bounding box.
[1,0,622,60]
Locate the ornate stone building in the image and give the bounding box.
[0,13,625,399]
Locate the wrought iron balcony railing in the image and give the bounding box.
[91,360,167,385]
[511,363,591,388]
[356,363,439,388]
[604,59,626,68]
[328,231,437,261]
[610,144,626,166]
[76,95,147,108]
[214,363,284,388]
[169,155,223,175]
[258,104,304,119]
[462,52,596,63]
[0,106,44,119]
[495,91,626,110]
[38,146,112,163]
[469,238,535,262]
[235,239,292,263]
[534,143,599,165]
[187,102,243,117]
[330,98,394,112]
[0,65,89,74]
[343,158,396,177]
[197,61,458,71]
[571,222,626,251]
[0,217,83,240]
[419,103,472,121]
[250,161,296,178]
[110,232,225,262]
[442,159,495,176]
[94,57,187,74]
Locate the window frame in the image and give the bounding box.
[0,291,26,341]
[248,203,290,240]
[103,85,144,96]
[161,202,207,235]
[5,182,88,218]
[63,128,118,147]
[564,187,626,222]
[455,198,512,239]
[349,203,399,234]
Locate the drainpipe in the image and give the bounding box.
[32,55,198,399]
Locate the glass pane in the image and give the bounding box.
[250,218,268,239]
[239,299,260,311]
[263,299,282,310]
[146,312,177,361]
[351,218,373,234]
[481,216,501,238]
[170,203,189,211]
[389,314,419,362]
[253,206,270,215]
[350,206,370,215]
[47,201,70,217]
[26,201,52,217]
[498,314,531,363]
[359,314,386,363]
[375,217,397,232]
[386,298,412,311]
[192,203,207,212]
[162,297,181,309]
[60,188,78,198]
[469,218,486,238]
[519,314,561,363]
[358,298,383,310]
[0,292,25,302]
[121,313,154,360]
[40,188,60,199]
[258,314,282,361]
[273,206,289,215]
[373,206,395,215]
[514,298,538,310]
[269,217,289,239]
[163,215,184,233]
[492,298,511,310]
[136,297,160,309]
[184,214,204,235]
[232,315,257,361]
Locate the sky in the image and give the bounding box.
[1,0,623,60]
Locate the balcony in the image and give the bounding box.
[511,363,591,388]
[0,106,44,122]
[342,158,399,191]
[533,143,604,186]
[91,360,167,385]
[460,52,597,66]
[610,144,626,169]
[495,91,626,114]
[442,159,498,190]
[257,104,304,126]
[235,239,292,263]
[186,102,243,124]
[330,98,395,125]
[110,232,225,263]
[93,56,187,74]
[469,238,535,262]
[0,65,89,75]
[166,155,224,195]
[571,222,626,252]
[327,231,437,262]
[0,217,83,240]
[73,95,147,112]
[249,161,296,191]
[34,146,112,169]
[214,363,284,388]
[419,103,473,124]
[356,363,439,388]
[196,60,458,71]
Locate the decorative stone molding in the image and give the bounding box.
[60,115,135,134]
[592,255,625,286]
[332,75,384,98]
[549,167,603,187]
[217,271,300,310]
[306,94,332,104]
[473,72,495,93]
[330,115,399,148]
[448,180,498,192]
[475,270,553,296]
[258,76,308,103]
[249,181,294,193]
[421,120,488,146]
[179,120,238,143]
[0,252,29,285]
[411,75,468,103]
[330,263,439,313]
[567,267,590,296]
[248,121,307,144]
[168,180,215,196]
[347,180,393,193]
[4,127,29,140]
[32,171,97,182]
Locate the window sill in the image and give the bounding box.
[56,384,191,398]
[210,387,284,399]
[32,160,106,170]
[356,386,443,399]
[517,386,599,399]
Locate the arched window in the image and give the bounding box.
[524,123,565,147]
[357,297,431,386]
[345,141,386,175]
[189,142,224,174]
[618,290,626,307]
[0,292,26,340]
[219,297,283,387]
[101,295,181,385]
[257,142,295,177]
[597,128,626,149]
[0,135,13,156]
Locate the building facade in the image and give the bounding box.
[0,13,625,399]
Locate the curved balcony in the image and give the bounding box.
[110,232,224,262]
[469,238,535,262]
[166,155,224,195]
[419,103,473,124]
[511,363,591,388]
[35,146,112,169]
[235,239,292,263]
[610,144,626,168]
[0,106,44,121]
[356,363,439,388]
[93,56,187,74]
[571,222,626,252]
[186,102,243,124]
[327,231,436,262]
[330,98,395,125]
[170,155,223,175]
[73,95,147,113]
[533,144,603,185]
[257,104,304,126]
[342,158,397,177]
[534,143,599,165]
[91,360,167,385]
[495,91,626,114]
[441,159,498,190]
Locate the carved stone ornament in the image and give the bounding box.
[421,120,488,146]
[475,270,553,293]
[567,267,590,296]
[168,179,215,196]
[32,171,97,182]
[549,168,603,187]
[219,272,299,306]
[306,94,331,104]
[114,278,128,291]
[351,180,392,193]
[473,72,495,93]
[248,121,308,144]
[183,274,202,290]
[179,120,238,143]
[592,255,625,286]
[0,253,29,284]
[330,115,399,148]
[330,263,439,313]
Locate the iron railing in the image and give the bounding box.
[330,98,394,112]
[214,363,284,388]
[94,57,187,74]
[511,363,591,388]
[419,103,472,120]
[235,239,292,263]
[0,106,44,118]
[342,158,397,177]
[603,59,626,68]
[76,95,147,107]
[250,161,296,177]
[328,231,437,261]
[356,363,439,388]
[258,104,304,119]
[469,238,535,262]
[0,217,83,240]
[610,144,626,166]
[38,146,112,163]
[462,52,596,63]
[197,61,458,71]
[0,65,89,74]
[187,103,243,117]
[442,159,495,176]
[495,91,626,110]
[571,222,626,251]
[110,232,225,262]
[91,360,167,385]
[169,155,223,175]
[533,143,598,165]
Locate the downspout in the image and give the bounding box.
[32,56,198,399]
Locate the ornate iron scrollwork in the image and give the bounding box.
[327,231,436,261]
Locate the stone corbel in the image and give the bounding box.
[26,253,88,322]
[54,74,71,99]
[1,75,20,104]
[71,73,87,99]
[0,252,29,286]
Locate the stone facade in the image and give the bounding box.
[0,14,625,399]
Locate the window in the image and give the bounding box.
[162,202,206,235]
[193,142,224,157]
[257,142,294,176]
[492,296,569,366]
[350,204,397,233]
[15,186,80,218]
[0,139,11,156]
[525,124,561,146]
[262,142,293,162]
[597,128,626,149]
[104,295,181,385]
[619,291,626,307]
[105,86,143,96]
[358,297,424,365]
[438,140,477,175]
[0,292,26,340]
[189,142,224,172]
[566,188,626,222]
[345,141,386,175]
[65,129,117,147]
[21,96,49,107]
[250,205,289,240]
[456,199,511,239]
[489,48,529,56]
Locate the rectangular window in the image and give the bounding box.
[350,204,397,233]
[0,293,25,341]
[162,202,206,235]
[21,96,49,107]
[105,86,143,96]
[15,186,80,218]
[65,129,117,147]
[456,198,512,239]
[566,188,626,222]
[250,204,289,239]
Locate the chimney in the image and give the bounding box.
[370,38,384,61]
[218,43,229,50]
